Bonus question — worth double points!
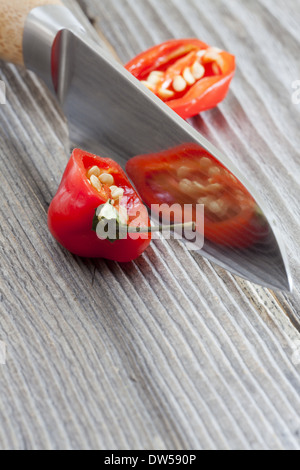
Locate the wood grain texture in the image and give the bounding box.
[0,0,299,450]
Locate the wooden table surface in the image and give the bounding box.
[0,0,300,450]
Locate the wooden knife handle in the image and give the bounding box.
[0,0,62,65]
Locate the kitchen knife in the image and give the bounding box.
[0,0,292,292]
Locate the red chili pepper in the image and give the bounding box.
[126,144,269,248]
[48,149,152,262]
[125,39,235,119]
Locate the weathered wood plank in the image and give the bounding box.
[0,0,299,450]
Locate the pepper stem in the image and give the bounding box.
[127,221,196,233]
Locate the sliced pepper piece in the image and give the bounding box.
[126,144,269,249]
[125,39,235,119]
[48,149,152,262]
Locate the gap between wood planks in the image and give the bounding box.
[76,0,122,63]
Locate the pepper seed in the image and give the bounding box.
[99,173,115,186]
[87,166,101,178]
[183,67,196,85]
[172,75,187,92]
[90,174,102,192]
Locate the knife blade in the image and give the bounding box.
[0,1,292,292]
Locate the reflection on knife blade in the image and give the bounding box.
[126,143,269,250]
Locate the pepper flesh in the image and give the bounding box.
[48,149,151,262]
[125,39,235,119]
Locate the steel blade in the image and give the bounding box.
[24,7,292,292]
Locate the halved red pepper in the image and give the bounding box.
[48,149,152,262]
[125,39,235,119]
[126,144,269,249]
